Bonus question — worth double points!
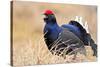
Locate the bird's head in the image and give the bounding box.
[43,10,57,23]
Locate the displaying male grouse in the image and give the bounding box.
[43,10,97,57]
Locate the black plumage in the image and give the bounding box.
[43,10,86,57]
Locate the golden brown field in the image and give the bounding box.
[11,1,97,66]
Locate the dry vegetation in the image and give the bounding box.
[12,1,97,66]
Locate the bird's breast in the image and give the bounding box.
[44,25,61,44]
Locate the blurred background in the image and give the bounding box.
[12,1,97,66]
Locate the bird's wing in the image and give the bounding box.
[60,28,84,47]
[61,24,82,39]
[51,27,86,55]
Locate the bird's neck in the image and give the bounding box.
[46,21,58,25]
[45,18,57,24]
[46,22,60,29]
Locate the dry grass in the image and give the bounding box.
[12,1,97,66]
[13,33,97,66]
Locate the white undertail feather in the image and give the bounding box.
[84,21,89,33]
[75,16,89,33]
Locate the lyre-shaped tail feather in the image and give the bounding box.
[75,16,97,57]
[75,16,89,33]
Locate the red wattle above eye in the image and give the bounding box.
[44,10,54,15]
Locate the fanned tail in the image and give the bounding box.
[69,16,97,57]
